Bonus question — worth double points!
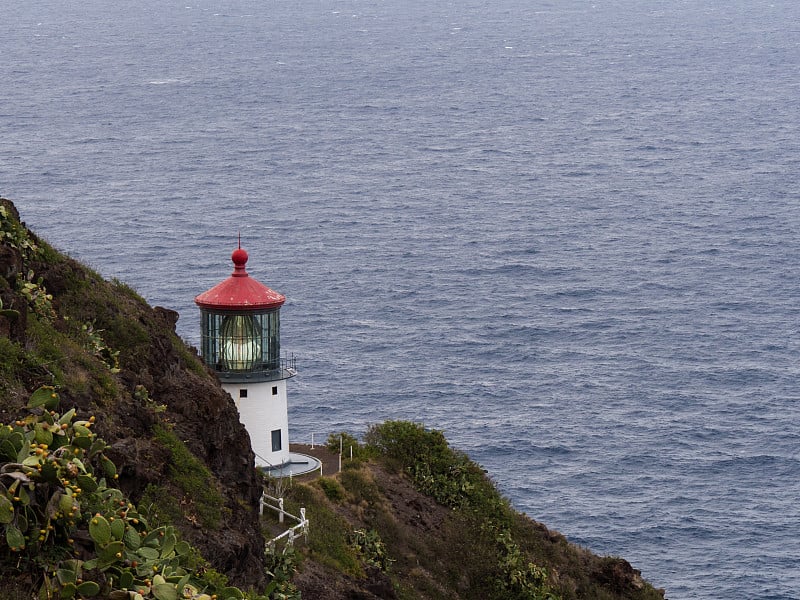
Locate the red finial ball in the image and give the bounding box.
[231,247,249,268]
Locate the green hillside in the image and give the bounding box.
[0,198,664,599]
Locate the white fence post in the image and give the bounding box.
[261,494,309,549]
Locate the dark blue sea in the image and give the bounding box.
[3,1,799,597]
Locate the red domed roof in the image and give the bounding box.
[194,247,285,311]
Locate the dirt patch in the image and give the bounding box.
[368,463,450,536]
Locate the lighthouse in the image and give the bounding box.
[194,244,296,470]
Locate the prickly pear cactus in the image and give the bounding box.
[0,386,248,600]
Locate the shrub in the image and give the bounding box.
[0,203,39,261]
[364,421,441,467]
[338,468,381,505]
[365,420,482,507]
[348,528,394,572]
[326,431,374,463]
[316,476,345,503]
[263,546,301,600]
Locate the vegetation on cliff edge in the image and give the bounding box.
[0,387,256,599]
[1,198,269,595]
[2,198,664,599]
[262,424,665,600]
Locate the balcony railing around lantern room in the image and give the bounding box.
[216,353,297,383]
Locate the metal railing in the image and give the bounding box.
[216,353,297,382]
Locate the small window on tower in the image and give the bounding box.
[272,386,278,395]
[271,429,282,452]
[239,389,248,399]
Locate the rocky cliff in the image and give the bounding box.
[1,198,268,593]
[0,198,664,599]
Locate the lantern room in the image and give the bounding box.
[194,247,291,382]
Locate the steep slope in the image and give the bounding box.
[0,198,268,592]
[268,427,666,600]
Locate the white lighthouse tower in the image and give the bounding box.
[194,245,296,470]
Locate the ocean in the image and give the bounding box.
[2,0,799,597]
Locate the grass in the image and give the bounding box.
[0,337,24,393]
[338,467,382,505]
[139,482,184,527]
[283,482,362,577]
[152,424,225,529]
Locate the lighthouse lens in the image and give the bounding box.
[220,314,262,371]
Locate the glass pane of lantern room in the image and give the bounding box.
[201,311,220,368]
[268,311,280,368]
[221,314,262,371]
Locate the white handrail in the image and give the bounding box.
[261,492,309,549]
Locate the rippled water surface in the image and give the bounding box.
[3,1,800,597]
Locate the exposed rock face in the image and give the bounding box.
[105,306,267,587]
[0,198,268,589]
